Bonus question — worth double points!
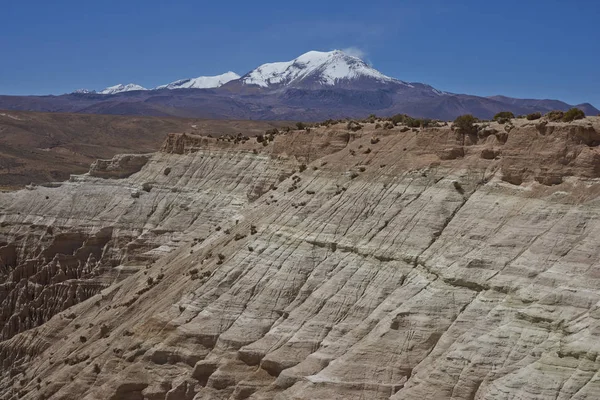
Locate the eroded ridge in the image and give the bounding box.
[1,117,600,399]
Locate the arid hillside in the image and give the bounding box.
[0,110,287,189]
[1,116,600,399]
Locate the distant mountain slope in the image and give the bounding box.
[0,50,597,120]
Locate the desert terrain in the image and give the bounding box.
[0,110,287,189]
[1,114,600,399]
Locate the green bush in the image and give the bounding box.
[562,108,585,122]
[493,111,515,121]
[453,114,478,135]
[391,114,408,125]
[404,117,421,128]
[546,110,564,121]
[526,112,542,120]
[295,122,306,130]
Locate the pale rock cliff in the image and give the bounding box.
[1,117,600,399]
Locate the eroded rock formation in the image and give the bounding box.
[1,117,600,399]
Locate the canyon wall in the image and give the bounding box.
[1,117,600,399]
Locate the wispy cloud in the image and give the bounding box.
[341,47,367,59]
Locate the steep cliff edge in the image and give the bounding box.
[1,117,600,399]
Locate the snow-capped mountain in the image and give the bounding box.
[14,49,596,121]
[240,50,406,89]
[73,89,96,94]
[99,84,147,95]
[156,72,240,90]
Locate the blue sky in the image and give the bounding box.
[1,0,598,106]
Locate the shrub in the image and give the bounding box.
[404,117,421,128]
[493,111,515,121]
[526,112,542,120]
[298,164,307,172]
[562,108,585,122]
[347,121,363,132]
[295,122,306,130]
[453,114,478,135]
[419,118,432,128]
[546,110,564,121]
[391,114,407,125]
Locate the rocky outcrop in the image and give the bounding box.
[1,117,600,399]
[89,154,150,179]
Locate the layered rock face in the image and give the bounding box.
[1,117,600,400]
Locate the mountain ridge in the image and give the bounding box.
[1,50,597,120]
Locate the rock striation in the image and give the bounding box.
[1,117,600,399]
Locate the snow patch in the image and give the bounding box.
[73,89,96,94]
[156,72,240,90]
[99,83,147,95]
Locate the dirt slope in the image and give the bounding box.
[0,110,288,189]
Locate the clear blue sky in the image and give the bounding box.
[1,0,598,106]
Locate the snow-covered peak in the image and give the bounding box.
[242,50,401,88]
[156,72,240,90]
[99,83,147,95]
[73,89,96,94]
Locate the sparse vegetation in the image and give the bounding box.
[526,112,542,120]
[453,114,478,135]
[347,121,363,132]
[391,114,406,125]
[390,113,430,128]
[295,122,306,130]
[493,111,515,122]
[546,110,564,121]
[562,108,585,122]
[404,117,421,128]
